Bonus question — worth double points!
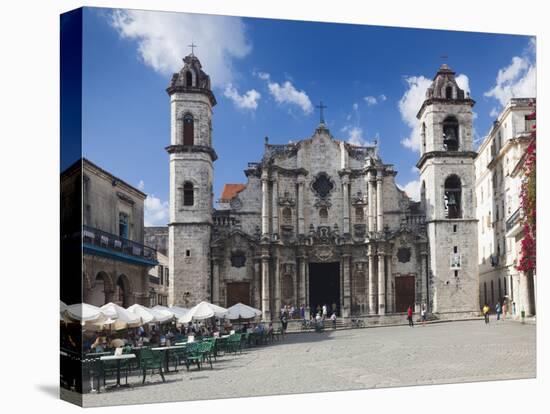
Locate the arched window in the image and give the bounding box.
[183,182,194,206]
[444,175,462,219]
[183,113,194,146]
[282,207,292,224]
[443,116,459,151]
[445,86,454,99]
[355,207,364,222]
[185,71,193,87]
[319,207,328,223]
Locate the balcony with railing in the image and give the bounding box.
[505,208,522,237]
[83,225,158,266]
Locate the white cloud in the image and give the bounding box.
[455,74,471,95]
[144,195,169,226]
[224,84,261,110]
[489,107,500,118]
[379,94,387,102]
[398,75,432,152]
[484,55,536,107]
[399,179,421,202]
[110,9,251,87]
[346,126,365,146]
[260,74,313,114]
[364,96,378,106]
[352,102,359,111]
[137,180,145,191]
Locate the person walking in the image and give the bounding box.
[495,301,502,321]
[482,303,490,324]
[330,312,337,329]
[502,301,507,320]
[407,305,414,327]
[420,304,427,326]
[322,304,328,320]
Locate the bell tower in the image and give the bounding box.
[417,64,479,315]
[166,53,217,307]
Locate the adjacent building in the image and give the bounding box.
[167,54,480,321]
[145,227,170,306]
[474,98,536,317]
[80,158,158,307]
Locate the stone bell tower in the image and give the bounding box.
[417,64,479,315]
[166,52,217,307]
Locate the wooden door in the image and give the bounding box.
[395,275,415,313]
[226,282,250,307]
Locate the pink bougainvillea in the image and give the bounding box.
[516,109,536,273]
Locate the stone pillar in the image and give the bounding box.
[271,171,279,237]
[305,260,310,307]
[342,253,351,317]
[297,177,305,235]
[253,258,261,310]
[274,256,281,315]
[367,171,375,233]
[376,175,384,232]
[261,172,269,236]
[378,249,386,315]
[212,258,221,305]
[298,257,307,307]
[342,175,350,234]
[386,253,393,313]
[261,255,271,321]
[368,244,376,314]
[419,249,428,313]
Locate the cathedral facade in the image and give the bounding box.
[167,54,479,321]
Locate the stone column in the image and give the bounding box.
[253,258,261,310]
[368,244,376,314]
[261,172,269,236]
[419,249,428,313]
[297,177,305,235]
[212,258,221,305]
[342,175,350,234]
[367,171,375,233]
[305,259,310,307]
[274,256,281,315]
[261,255,271,321]
[342,253,351,317]
[378,249,386,315]
[271,171,279,237]
[299,256,307,307]
[386,253,393,313]
[376,175,384,232]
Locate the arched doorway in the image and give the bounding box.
[86,271,111,306]
[116,274,131,307]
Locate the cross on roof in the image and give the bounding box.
[188,42,197,56]
[316,101,327,124]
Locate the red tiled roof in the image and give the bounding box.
[220,184,246,202]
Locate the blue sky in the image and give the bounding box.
[80,7,536,226]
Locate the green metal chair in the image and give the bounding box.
[184,342,203,371]
[138,347,165,384]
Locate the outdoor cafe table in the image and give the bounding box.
[100,353,136,388]
[151,345,186,373]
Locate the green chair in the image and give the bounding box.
[198,341,214,369]
[138,347,165,384]
[184,342,203,371]
[226,334,242,354]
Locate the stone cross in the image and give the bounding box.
[316,101,327,124]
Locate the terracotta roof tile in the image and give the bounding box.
[220,184,246,202]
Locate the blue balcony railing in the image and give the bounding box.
[83,225,157,266]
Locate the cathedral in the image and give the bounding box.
[166,53,479,321]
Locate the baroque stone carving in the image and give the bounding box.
[230,251,246,268]
[397,247,412,263]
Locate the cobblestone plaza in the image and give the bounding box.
[75,320,535,407]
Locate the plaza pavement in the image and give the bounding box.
[74,319,536,407]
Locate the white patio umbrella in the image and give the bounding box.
[152,305,188,319]
[226,303,262,320]
[63,303,117,323]
[127,304,173,324]
[99,302,142,330]
[60,301,68,321]
[178,301,228,324]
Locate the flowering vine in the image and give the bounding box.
[516,108,536,273]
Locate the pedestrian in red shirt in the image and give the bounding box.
[407,305,414,327]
